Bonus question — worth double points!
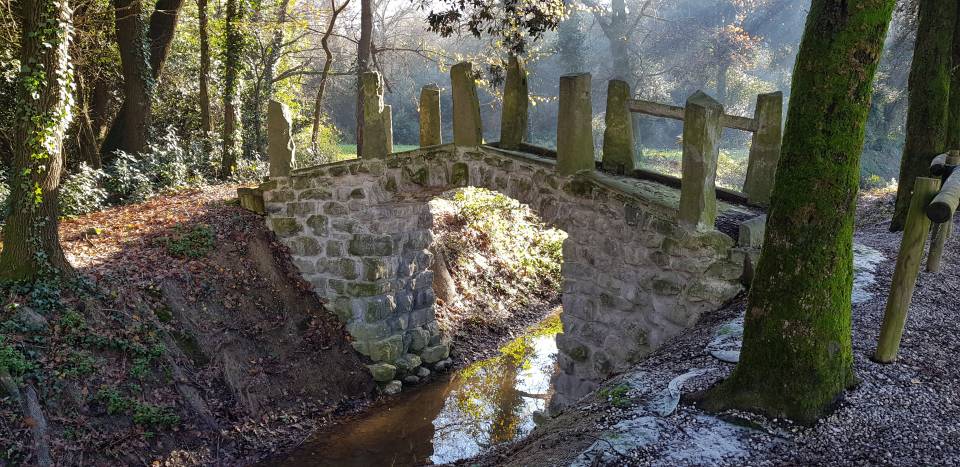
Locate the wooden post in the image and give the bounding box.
[678,90,723,229]
[743,91,783,205]
[451,62,483,147]
[499,55,528,150]
[419,84,442,147]
[875,177,941,363]
[925,150,960,272]
[556,73,595,175]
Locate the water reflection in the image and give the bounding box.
[276,314,561,467]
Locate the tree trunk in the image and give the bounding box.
[947,7,960,149]
[101,0,153,158]
[101,0,185,160]
[699,0,895,424]
[355,0,372,155]
[0,0,76,280]
[197,0,212,146]
[311,0,350,152]
[891,0,956,231]
[75,74,102,169]
[220,0,243,178]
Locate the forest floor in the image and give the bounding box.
[464,187,960,466]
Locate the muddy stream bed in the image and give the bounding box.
[271,313,562,466]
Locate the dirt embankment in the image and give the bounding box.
[0,187,373,465]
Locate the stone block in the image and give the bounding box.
[407,328,431,352]
[237,187,265,214]
[326,240,343,257]
[369,335,404,363]
[362,257,391,281]
[382,380,403,395]
[269,217,301,237]
[500,55,529,150]
[349,234,394,256]
[268,100,296,177]
[395,353,422,374]
[288,236,321,256]
[346,281,392,297]
[347,321,390,340]
[299,188,332,200]
[738,215,767,248]
[286,202,317,217]
[557,73,595,175]
[323,201,348,216]
[679,90,723,229]
[338,258,359,280]
[451,162,469,186]
[367,363,396,382]
[451,62,483,146]
[362,295,395,322]
[360,71,391,157]
[306,214,328,236]
[421,344,450,364]
[409,306,434,328]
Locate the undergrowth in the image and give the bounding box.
[431,187,566,333]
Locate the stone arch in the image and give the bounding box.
[262,144,745,397]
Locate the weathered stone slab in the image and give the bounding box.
[743,91,783,205]
[419,84,442,146]
[500,55,529,150]
[678,90,723,229]
[237,187,265,214]
[738,215,767,248]
[451,62,483,146]
[268,100,296,177]
[557,73,595,175]
[359,71,391,157]
[367,363,396,382]
[602,79,638,174]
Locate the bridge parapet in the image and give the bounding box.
[262,143,747,397]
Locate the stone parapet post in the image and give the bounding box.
[451,62,483,147]
[499,55,529,150]
[419,84,442,147]
[678,90,723,229]
[743,91,783,205]
[268,100,296,177]
[556,73,595,176]
[602,79,638,174]
[359,71,392,157]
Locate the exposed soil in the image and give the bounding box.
[1,186,374,465]
[463,188,960,466]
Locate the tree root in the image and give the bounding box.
[1,370,52,466]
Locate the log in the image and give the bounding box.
[926,169,960,223]
[875,177,941,363]
[926,222,952,273]
[628,98,757,132]
[930,153,948,176]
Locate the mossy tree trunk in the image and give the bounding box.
[219,0,243,178]
[197,0,212,149]
[948,7,960,149]
[891,0,956,232]
[0,0,76,281]
[700,0,895,424]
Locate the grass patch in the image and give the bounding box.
[161,223,214,259]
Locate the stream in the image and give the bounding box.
[275,314,562,466]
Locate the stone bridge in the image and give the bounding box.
[243,59,780,405]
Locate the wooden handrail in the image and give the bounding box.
[927,169,960,223]
[628,98,758,132]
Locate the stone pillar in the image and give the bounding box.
[556,73,595,176]
[678,90,723,229]
[602,80,638,174]
[359,71,390,157]
[499,55,528,150]
[268,100,295,177]
[419,84,442,147]
[450,62,483,147]
[383,105,394,154]
[743,91,783,205]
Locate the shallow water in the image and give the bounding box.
[276,318,560,466]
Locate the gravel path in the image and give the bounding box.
[465,191,960,466]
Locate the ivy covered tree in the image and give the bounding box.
[220,0,244,178]
[0,0,76,280]
[699,0,896,423]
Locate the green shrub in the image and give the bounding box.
[162,223,215,259]
[0,166,9,224]
[60,163,108,217]
[0,336,31,376]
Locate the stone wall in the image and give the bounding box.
[262,144,746,399]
